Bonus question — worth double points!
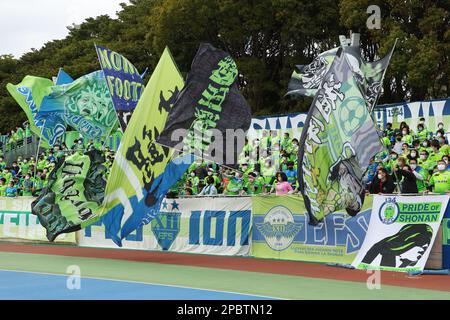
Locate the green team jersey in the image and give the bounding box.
[439,144,450,157]
[244,179,263,195]
[280,138,292,151]
[418,158,435,172]
[0,185,6,196]
[203,174,220,187]
[22,178,33,196]
[261,165,276,185]
[224,177,243,195]
[188,176,200,194]
[2,172,12,184]
[20,163,30,175]
[401,134,413,145]
[429,171,450,194]
[413,166,428,192]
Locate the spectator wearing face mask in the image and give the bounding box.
[392,134,404,155]
[386,152,399,174]
[428,160,450,194]
[418,150,435,172]
[261,159,276,188]
[198,176,218,196]
[401,127,413,145]
[407,149,418,162]
[283,161,297,187]
[203,168,221,188]
[393,164,418,194]
[369,168,395,194]
[420,139,433,154]
[436,122,445,136]
[438,136,450,157]
[409,158,428,193]
[223,171,244,195]
[416,123,429,143]
[385,122,394,140]
[188,171,200,194]
[243,172,264,195]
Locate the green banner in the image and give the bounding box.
[251,195,373,264]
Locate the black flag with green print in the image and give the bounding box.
[31,149,107,241]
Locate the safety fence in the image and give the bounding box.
[0,195,448,271]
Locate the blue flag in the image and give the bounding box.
[55,68,74,85]
[95,45,145,131]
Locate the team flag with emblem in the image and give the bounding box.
[156,43,252,166]
[297,47,384,224]
[287,40,396,113]
[31,149,107,241]
[37,70,118,146]
[95,45,145,131]
[82,47,192,247]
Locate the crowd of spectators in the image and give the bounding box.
[1,116,449,198]
[0,139,115,197]
[367,117,450,194]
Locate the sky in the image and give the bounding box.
[0,0,129,58]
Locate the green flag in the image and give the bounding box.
[82,47,188,246]
[31,150,107,241]
[6,76,53,147]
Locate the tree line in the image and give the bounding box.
[0,0,448,133]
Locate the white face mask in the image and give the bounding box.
[420,155,427,160]
[402,131,407,135]
[242,166,248,171]
[410,164,417,170]
[411,152,416,157]
[437,133,442,137]
[438,164,446,171]
[190,172,195,177]
[423,142,428,147]
[439,125,444,129]
[391,155,397,160]
[377,174,383,180]
[208,172,213,176]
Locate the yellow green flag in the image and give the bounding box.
[83,47,190,246]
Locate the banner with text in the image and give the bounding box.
[79,197,251,256]
[352,195,448,272]
[0,197,75,243]
[251,195,372,264]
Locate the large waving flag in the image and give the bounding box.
[6,76,53,147]
[82,47,189,246]
[286,48,338,98]
[31,149,107,241]
[95,45,145,131]
[156,43,252,166]
[287,42,396,114]
[297,47,384,224]
[38,70,118,145]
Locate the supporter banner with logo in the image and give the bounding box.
[0,197,75,243]
[352,195,448,272]
[79,197,251,256]
[373,99,450,133]
[251,195,372,264]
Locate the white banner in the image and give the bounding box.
[352,195,448,272]
[79,197,252,256]
[0,197,76,243]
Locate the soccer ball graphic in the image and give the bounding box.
[339,96,367,136]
